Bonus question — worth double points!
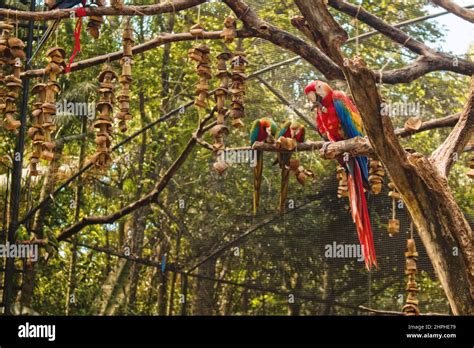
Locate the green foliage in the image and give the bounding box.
[0,0,471,316]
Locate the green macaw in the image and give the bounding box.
[250,117,277,216]
[275,120,305,214]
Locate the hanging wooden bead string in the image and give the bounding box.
[215,52,231,124]
[28,83,47,176]
[188,44,211,109]
[209,52,232,153]
[0,21,10,118]
[111,0,124,8]
[1,20,24,132]
[88,0,106,39]
[229,51,248,129]
[387,182,400,236]
[402,221,420,316]
[368,159,385,195]
[336,163,348,198]
[221,15,237,43]
[117,19,134,133]
[93,64,117,169]
[288,158,314,186]
[190,5,205,38]
[42,47,66,162]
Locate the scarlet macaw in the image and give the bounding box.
[304,80,377,270]
[250,118,277,216]
[275,120,305,214]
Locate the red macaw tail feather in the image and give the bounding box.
[346,159,378,271]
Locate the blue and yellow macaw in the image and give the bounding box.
[304,80,377,270]
[250,117,277,216]
[275,120,305,214]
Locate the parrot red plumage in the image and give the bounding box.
[305,80,377,270]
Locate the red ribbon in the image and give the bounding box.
[65,7,87,73]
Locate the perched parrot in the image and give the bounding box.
[28,0,88,65]
[304,80,377,270]
[275,120,305,214]
[250,117,277,216]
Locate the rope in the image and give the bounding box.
[355,5,361,55]
[392,197,396,220]
[402,36,412,47]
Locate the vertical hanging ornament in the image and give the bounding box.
[28,83,47,176]
[117,20,134,133]
[210,52,232,153]
[336,163,348,198]
[42,47,66,162]
[402,226,420,316]
[87,0,105,39]
[188,44,211,109]
[387,182,400,236]
[93,64,117,169]
[229,51,247,128]
[1,21,24,132]
[215,52,231,124]
[221,16,237,43]
[0,22,10,118]
[368,159,385,194]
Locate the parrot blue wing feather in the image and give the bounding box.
[250,120,260,145]
[334,99,369,184]
[278,125,289,138]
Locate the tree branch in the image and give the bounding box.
[431,78,474,176]
[56,109,216,241]
[23,29,253,78]
[0,0,206,20]
[395,113,460,137]
[327,0,474,78]
[430,0,474,23]
[358,305,447,316]
[222,0,344,81]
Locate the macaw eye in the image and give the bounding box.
[307,91,317,103]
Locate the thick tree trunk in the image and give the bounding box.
[192,258,217,315]
[127,92,149,312]
[19,142,64,308]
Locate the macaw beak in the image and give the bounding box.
[290,128,295,138]
[265,126,272,136]
[306,91,317,103]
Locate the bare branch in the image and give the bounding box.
[56,110,216,241]
[431,0,474,23]
[395,113,460,137]
[431,78,474,176]
[23,29,253,78]
[328,0,474,78]
[222,0,344,80]
[0,0,206,20]
[358,305,447,316]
